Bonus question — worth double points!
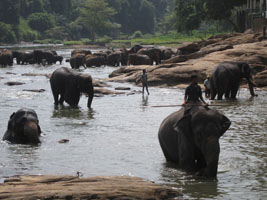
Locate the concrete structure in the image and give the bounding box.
[247,0,267,32]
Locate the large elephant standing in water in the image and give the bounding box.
[158,106,231,177]
[3,109,41,144]
[50,67,94,108]
[210,61,256,100]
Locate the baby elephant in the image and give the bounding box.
[3,109,41,144]
[50,67,94,108]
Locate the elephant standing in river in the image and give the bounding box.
[210,61,256,100]
[3,109,41,144]
[50,67,94,108]
[137,48,162,65]
[158,105,231,177]
[128,54,150,65]
[0,49,13,67]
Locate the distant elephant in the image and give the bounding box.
[85,56,106,67]
[71,49,92,57]
[70,54,86,69]
[3,108,41,144]
[160,48,175,61]
[107,52,121,66]
[158,105,231,177]
[128,54,150,65]
[21,52,34,64]
[50,67,94,108]
[210,61,256,100]
[33,50,55,65]
[137,48,162,65]
[0,49,13,67]
[93,52,108,60]
[12,51,23,64]
[120,49,128,66]
[53,55,63,64]
[128,45,143,54]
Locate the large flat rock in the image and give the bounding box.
[0,175,182,200]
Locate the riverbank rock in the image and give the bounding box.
[0,175,182,200]
[4,81,25,86]
[107,33,267,88]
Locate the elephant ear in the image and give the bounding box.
[173,114,192,137]
[221,115,231,136]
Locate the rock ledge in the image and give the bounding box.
[0,175,182,200]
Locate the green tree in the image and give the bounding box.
[0,22,17,43]
[205,0,246,32]
[109,0,156,34]
[0,0,20,25]
[28,12,55,32]
[77,0,118,41]
[175,0,205,34]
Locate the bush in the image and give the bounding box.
[130,31,143,39]
[0,22,17,43]
[81,38,92,45]
[63,41,83,46]
[28,12,55,32]
[96,36,112,45]
[18,17,40,42]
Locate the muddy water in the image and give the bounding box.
[0,48,266,199]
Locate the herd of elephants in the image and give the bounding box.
[0,44,258,178]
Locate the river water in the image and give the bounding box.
[0,48,266,200]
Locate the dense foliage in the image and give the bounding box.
[0,0,246,44]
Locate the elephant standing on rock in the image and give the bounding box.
[210,61,256,100]
[3,109,41,144]
[158,105,231,177]
[50,67,94,108]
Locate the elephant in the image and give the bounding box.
[0,49,13,67]
[69,54,86,69]
[84,55,106,67]
[12,51,23,64]
[3,108,41,144]
[50,67,94,108]
[128,45,143,54]
[137,48,162,65]
[210,61,256,100]
[71,49,92,57]
[119,49,128,66]
[128,54,150,65]
[160,48,175,61]
[107,52,121,66]
[158,105,231,177]
[53,55,63,64]
[33,50,56,65]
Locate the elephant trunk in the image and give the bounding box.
[23,121,41,144]
[201,138,220,177]
[87,86,94,108]
[247,76,256,96]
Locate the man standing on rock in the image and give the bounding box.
[141,69,149,95]
[183,75,207,105]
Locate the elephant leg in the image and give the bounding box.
[59,95,64,105]
[217,92,223,100]
[210,89,217,100]
[230,88,239,99]
[52,91,59,105]
[225,89,230,99]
